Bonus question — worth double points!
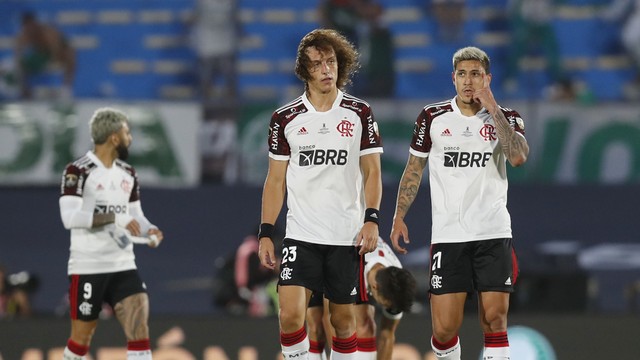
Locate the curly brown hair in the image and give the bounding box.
[294,28,360,91]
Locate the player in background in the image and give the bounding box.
[307,237,417,360]
[258,28,383,360]
[58,108,164,360]
[390,46,529,360]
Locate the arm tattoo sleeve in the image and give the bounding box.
[395,156,427,219]
[490,109,529,165]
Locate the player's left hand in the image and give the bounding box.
[357,222,378,255]
[148,228,164,248]
[473,74,498,114]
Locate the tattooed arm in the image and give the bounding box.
[390,154,428,254]
[490,107,529,167]
[474,74,529,167]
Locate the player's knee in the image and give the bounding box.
[279,308,305,333]
[329,314,355,337]
[432,327,458,344]
[128,323,149,340]
[356,315,376,338]
[480,309,508,332]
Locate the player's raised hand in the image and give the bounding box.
[473,73,498,114]
[258,237,277,270]
[390,217,410,254]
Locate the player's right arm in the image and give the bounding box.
[390,154,427,254]
[258,157,288,269]
[59,196,116,229]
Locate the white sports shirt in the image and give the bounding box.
[59,151,152,274]
[268,90,383,246]
[409,97,525,244]
[363,237,404,319]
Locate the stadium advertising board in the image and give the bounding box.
[0,101,200,186]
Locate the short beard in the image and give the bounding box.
[116,143,129,160]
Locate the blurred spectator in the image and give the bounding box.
[212,224,282,316]
[320,0,394,97]
[0,57,19,99]
[14,11,75,99]
[602,0,640,100]
[430,0,466,43]
[503,0,576,100]
[0,264,38,318]
[200,104,239,184]
[358,2,395,97]
[188,0,239,105]
[319,0,368,46]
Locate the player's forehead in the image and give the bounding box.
[305,46,335,61]
[454,60,485,73]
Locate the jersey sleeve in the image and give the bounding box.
[129,168,141,203]
[501,107,525,136]
[409,108,432,157]
[267,111,291,160]
[359,105,383,155]
[60,163,85,197]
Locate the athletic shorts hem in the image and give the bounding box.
[476,286,514,293]
[429,288,471,295]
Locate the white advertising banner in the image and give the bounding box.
[0,101,200,187]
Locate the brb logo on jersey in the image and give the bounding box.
[95,204,128,214]
[444,152,492,167]
[299,149,348,166]
[336,119,354,137]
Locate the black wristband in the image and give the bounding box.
[364,208,380,225]
[258,223,275,239]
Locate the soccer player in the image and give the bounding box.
[257,28,383,360]
[390,46,529,360]
[58,108,164,360]
[306,237,417,360]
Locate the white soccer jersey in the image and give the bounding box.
[409,97,525,244]
[363,237,404,319]
[268,90,383,246]
[60,151,140,274]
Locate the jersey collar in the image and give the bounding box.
[301,89,344,112]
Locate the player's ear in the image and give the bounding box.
[108,131,120,146]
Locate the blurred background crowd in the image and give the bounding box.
[0,0,639,324]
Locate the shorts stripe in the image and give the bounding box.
[511,248,519,285]
[358,253,368,302]
[69,275,79,319]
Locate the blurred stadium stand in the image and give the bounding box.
[0,0,635,102]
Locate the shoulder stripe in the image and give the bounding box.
[342,93,370,108]
[423,99,451,111]
[72,155,95,170]
[275,97,304,114]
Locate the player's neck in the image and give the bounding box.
[306,88,337,112]
[455,97,482,116]
[92,146,117,168]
